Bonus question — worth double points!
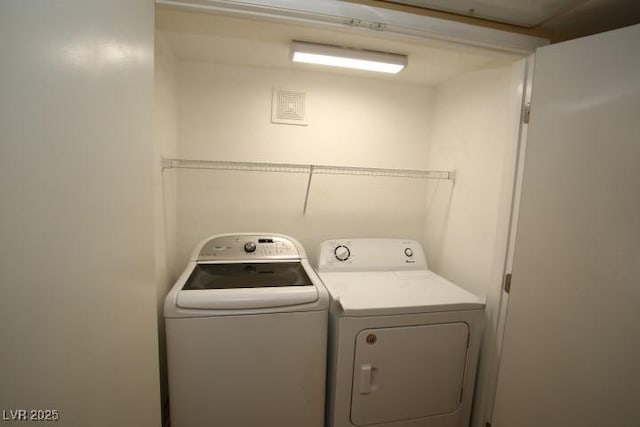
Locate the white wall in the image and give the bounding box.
[173,61,435,264]
[423,63,524,426]
[424,65,521,300]
[0,2,160,426]
[154,33,179,421]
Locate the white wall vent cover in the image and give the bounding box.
[272,88,307,126]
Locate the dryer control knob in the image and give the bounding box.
[334,245,351,262]
[404,248,414,257]
[244,241,257,253]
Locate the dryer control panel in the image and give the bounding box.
[195,234,302,261]
[317,238,427,272]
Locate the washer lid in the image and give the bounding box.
[183,262,312,289]
[176,262,318,309]
[318,270,484,316]
[176,286,318,310]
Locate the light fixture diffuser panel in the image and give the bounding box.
[272,88,307,126]
[291,41,407,74]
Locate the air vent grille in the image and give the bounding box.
[272,88,307,126]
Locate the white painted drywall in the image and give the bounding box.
[154,33,179,419]
[424,65,520,300]
[0,1,160,426]
[174,61,435,264]
[423,63,525,426]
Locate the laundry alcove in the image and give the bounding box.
[153,3,537,426]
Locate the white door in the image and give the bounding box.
[492,24,640,427]
[0,1,159,426]
[350,323,469,425]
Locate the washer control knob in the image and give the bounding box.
[334,245,351,262]
[244,241,257,253]
[404,248,414,257]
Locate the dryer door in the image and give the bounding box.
[350,323,469,426]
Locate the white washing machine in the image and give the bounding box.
[164,233,329,427]
[316,238,485,427]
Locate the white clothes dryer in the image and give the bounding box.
[316,238,484,427]
[165,233,329,427]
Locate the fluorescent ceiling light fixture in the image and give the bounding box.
[291,41,407,74]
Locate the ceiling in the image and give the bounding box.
[363,0,640,40]
[157,8,522,87]
[156,0,638,86]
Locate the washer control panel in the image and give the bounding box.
[317,238,427,272]
[197,235,301,261]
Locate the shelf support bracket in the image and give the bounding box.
[303,165,314,215]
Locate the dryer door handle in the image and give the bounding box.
[358,364,373,394]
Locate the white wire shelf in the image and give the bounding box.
[161,157,455,214]
[162,157,454,180]
[162,158,309,174]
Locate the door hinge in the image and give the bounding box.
[522,102,531,124]
[504,273,512,293]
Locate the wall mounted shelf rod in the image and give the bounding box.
[162,157,454,180]
[162,157,455,215]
